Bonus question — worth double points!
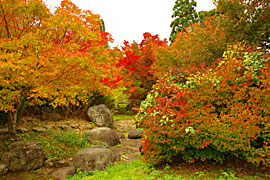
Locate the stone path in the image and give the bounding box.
[111,118,142,162]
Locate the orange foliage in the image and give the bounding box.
[0,0,122,135]
[154,18,227,76]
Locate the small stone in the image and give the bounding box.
[32,127,47,132]
[0,128,8,135]
[44,158,72,168]
[16,127,28,133]
[128,129,142,139]
[0,164,8,176]
[43,125,53,130]
[70,124,79,129]
[112,152,121,162]
[117,133,125,139]
[84,124,93,130]
[58,124,69,131]
[44,158,56,168]
[51,166,75,180]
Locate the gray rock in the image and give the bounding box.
[112,152,121,162]
[32,127,46,132]
[43,125,53,130]
[1,141,45,172]
[128,129,142,139]
[0,164,8,176]
[70,124,79,129]
[51,166,75,180]
[0,128,8,135]
[44,158,72,168]
[85,127,120,147]
[16,127,28,133]
[58,124,70,131]
[87,104,114,128]
[117,132,125,139]
[73,148,113,172]
[84,124,93,130]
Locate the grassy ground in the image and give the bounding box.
[1,114,270,180]
[67,160,270,180]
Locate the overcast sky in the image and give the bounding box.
[46,0,215,47]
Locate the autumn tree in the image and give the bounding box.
[170,0,198,42]
[0,0,121,136]
[155,18,227,77]
[214,0,270,47]
[117,33,167,101]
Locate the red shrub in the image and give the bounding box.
[137,43,270,166]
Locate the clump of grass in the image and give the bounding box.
[0,130,91,159]
[113,114,135,121]
[55,131,89,148]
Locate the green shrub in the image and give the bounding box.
[137,43,270,166]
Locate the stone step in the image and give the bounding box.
[110,145,139,155]
[120,139,142,148]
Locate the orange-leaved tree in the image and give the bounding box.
[154,18,227,77]
[0,0,122,136]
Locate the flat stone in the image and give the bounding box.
[128,129,142,139]
[16,127,28,133]
[58,124,70,131]
[0,163,8,176]
[84,124,93,130]
[44,158,72,168]
[43,125,53,130]
[0,128,8,135]
[51,166,75,180]
[32,127,46,132]
[70,124,79,129]
[117,132,125,139]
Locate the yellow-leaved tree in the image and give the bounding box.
[0,0,122,136]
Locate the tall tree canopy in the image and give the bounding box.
[169,0,198,42]
[214,0,270,47]
[0,0,122,136]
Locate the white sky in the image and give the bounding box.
[46,0,215,47]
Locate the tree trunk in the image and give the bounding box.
[8,111,17,138]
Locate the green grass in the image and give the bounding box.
[113,114,135,121]
[67,160,269,180]
[0,129,91,159]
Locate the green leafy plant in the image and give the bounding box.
[170,0,199,42]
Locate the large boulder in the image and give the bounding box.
[1,141,45,172]
[87,104,114,128]
[73,148,113,172]
[85,127,120,147]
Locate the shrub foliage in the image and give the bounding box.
[137,43,270,166]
